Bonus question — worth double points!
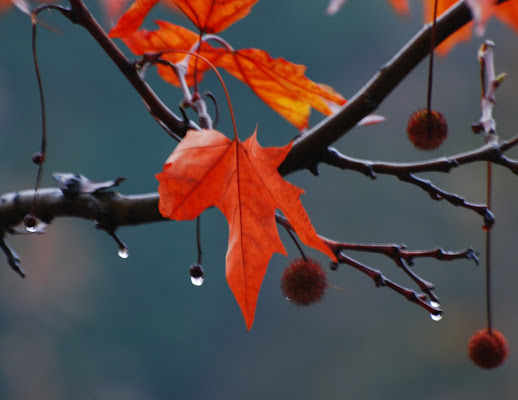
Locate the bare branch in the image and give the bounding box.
[320,134,518,222]
[274,213,477,317]
[0,188,164,229]
[63,0,194,137]
[279,0,508,175]
[335,252,442,318]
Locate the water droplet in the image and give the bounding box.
[430,300,440,308]
[482,225,490,232]
[189,263,204,286]
[118,248,129,259]
[191,276,204,286]
[25,226,38,233]
[430,313,443,322]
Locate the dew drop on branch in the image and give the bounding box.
[190,263,204,286]
[430,300,440,308]
[430,313,443,322]
[191,276,204,286]
[118,248,129,259]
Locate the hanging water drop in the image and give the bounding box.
[430,300,440,308]
[430,312,443,321]
[24,213,38,232]
[118,248,129,259]
[191,276,204,286]
[190,263,204,287]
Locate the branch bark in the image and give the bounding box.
[279,0,490,174]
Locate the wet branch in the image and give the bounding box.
[321,134,518,223]
[274,213,477,317]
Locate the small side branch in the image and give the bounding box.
[0,234,25,277]
[323,134,518,176]
[321,135,518,222]
[336,252,441,317]
[274,213,476,317]
[328,241,478,266]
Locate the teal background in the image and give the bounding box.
[1,1,518,399]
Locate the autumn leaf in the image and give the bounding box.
[109,0,259,37]
[103,0,134,24]
[156,129,337,329]
[423,0,518,55]
[121,21,346,129]
[171,0,260,33]
[494,0,518,32]
[214,49,346,130]
[121,21,220,86]
[109,0,159,37]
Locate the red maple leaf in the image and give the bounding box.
[156,129,337,329]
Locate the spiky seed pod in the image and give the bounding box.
[468,329,509,369]
[281,258,327,306]
[407,109,448,150]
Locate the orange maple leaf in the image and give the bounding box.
[171,0,259,33]
[156,129,337,329]
[109,0,259,37]
[494,0,518,31]
[122,21,216,86]
[211,49,346,130]
[109,0,159,37]
[424,0,518,55]
[121,21,346,129]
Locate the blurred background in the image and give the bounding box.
[1,1,518,399]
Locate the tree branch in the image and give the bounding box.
[279,0,504,174]
[65,0,197,137]
[1,185,478,318]
[321,134,518,223]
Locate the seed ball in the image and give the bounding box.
[407,109,448,150]
[281,258,327,306]
[468,329,509,369]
